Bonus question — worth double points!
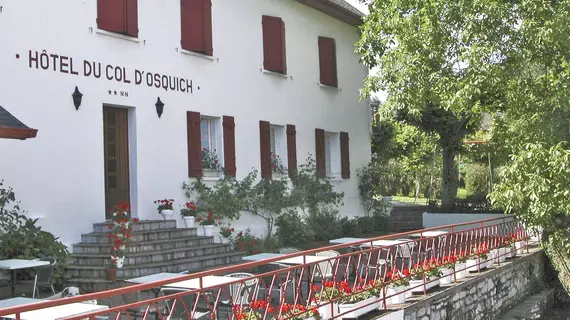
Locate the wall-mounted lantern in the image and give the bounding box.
[155,97,164,118]
[72,86,83,110]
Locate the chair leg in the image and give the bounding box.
[50,285,55,295]
[32,276,38,298]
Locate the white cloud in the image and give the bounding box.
[344,0,369,14]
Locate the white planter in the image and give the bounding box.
[515,241,526,254]
[272,172,284,179]
[387,286,406,304]
[439,268,454,285]
[317,303,339,320]
[219,236,230,244]
[182,216,195,228]
[505,246,517,259]
[203,225,215,237]
[111,256,125,269]
[409,277,439,293]
[338,296,382,319]
[466,253,493,272]
[454,262,468,280]
[495,247,507,263]
[203,169,219,178]
[160,210,174,220]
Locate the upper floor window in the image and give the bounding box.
[97,0,139,38]
[181,0,213,55]
[318,36,338,87]
[262,15,287,74]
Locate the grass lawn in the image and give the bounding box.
[391,188,469,205]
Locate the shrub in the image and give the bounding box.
[464,163,489,196]
[275,212,314,248]
[0,181,69,289]
[304,207,342,241]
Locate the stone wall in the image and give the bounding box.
[390,206,425,232]
[402,249,546,320]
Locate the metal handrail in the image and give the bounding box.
[0,215,536,320]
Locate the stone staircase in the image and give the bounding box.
[65,220,244,292]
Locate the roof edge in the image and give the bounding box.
[0,128,38,140]
[295,0,364,26]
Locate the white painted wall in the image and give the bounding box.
[423,212,513,231]
[0,0,370,246]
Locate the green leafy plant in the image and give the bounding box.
[202,148,221,171]
[464,163,489,197]
[275,211,314,248]
[180,201,198,217]
[219,224,235,239]
[195,212,222,226]
[271,153,287,174]
[0,180,69,289]
[234,229,261,255]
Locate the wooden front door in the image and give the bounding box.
[103,107,130,219]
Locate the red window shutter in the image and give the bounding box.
[315,128,326,178]
[223,116,236,176]
[340,132,350,179]
[262,15,287,74]
[97,0,126,34]
[202,0,213,56]
[286,124,297,177]
[187,111,202,178]
[181,0,207,54]
[259,121,272,179]
[318,36,337,87]
[125,0,138,37]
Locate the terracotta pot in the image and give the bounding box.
[105,268,117,281]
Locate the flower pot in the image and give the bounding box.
[317,303,339,320]
[182,216,195,228]
[338,296,382,319]
[515,241,526,254]
[387,286,406,304]
[467,254,492,272]
[203,169,219,178]
[506,246,517,259]
[495,247,507,263]
[454,262,468,280]
[219,237,230,244]
[272,172,284,179]
[160,209,174,220]
[111,256,125,268]
[439,268,454,285]
[105,268,117,281]
[409,277,439,293]
[203,225,214,237]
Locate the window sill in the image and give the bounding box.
[318,83,341,91]
[96,29,140,43]
[202,176,222,181]
[262,69,290,79]
[180,49,216,61]
[272,173,289,181]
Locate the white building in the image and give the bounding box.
[0,0,371,246]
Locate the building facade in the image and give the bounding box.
[0,0,371,246]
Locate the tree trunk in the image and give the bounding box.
[441,147,458,211]
[543,234,570,295]
[414,170,421,203]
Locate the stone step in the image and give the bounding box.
[81,228,197,244]
[69,244,233,266]
[65,252,245,279]
[92,219,177,233]
[72,236,216,254]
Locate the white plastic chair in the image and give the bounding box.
[223,272,259,306]
[314,250,340,280]
[160,287,210,320]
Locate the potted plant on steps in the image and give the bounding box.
[154,199,175,220]
[180,201,197,228]
[107,201,138,278]
[219,223,234,244]
[196,212,221,237]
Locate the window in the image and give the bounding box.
[318,36,337,87]
[323,132,340,178]
[262,15,287,74]
[97,0,138,38]
[181,0,213,55]
[325,135,332,175]
[260,122,287,179]
[270,127,277,154]
[200,119,215,151]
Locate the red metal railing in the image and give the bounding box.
[0,216,541,320]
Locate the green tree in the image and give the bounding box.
[357,0,511,209]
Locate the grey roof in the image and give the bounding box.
[295,0,365,26]
[0,105,29,129]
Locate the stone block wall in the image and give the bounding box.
[403,249,546,320]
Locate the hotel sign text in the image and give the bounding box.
[26,50,194,94]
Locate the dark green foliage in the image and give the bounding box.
[0,181,69,289]
[464,163,489,196]
[274,212,314,248]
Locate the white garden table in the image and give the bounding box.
[2,301,108,320]
[0,297,44,309]
[126,272,186,297]
[410,230,449,238]
[164,275,238,290]
[0,259,50,297]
